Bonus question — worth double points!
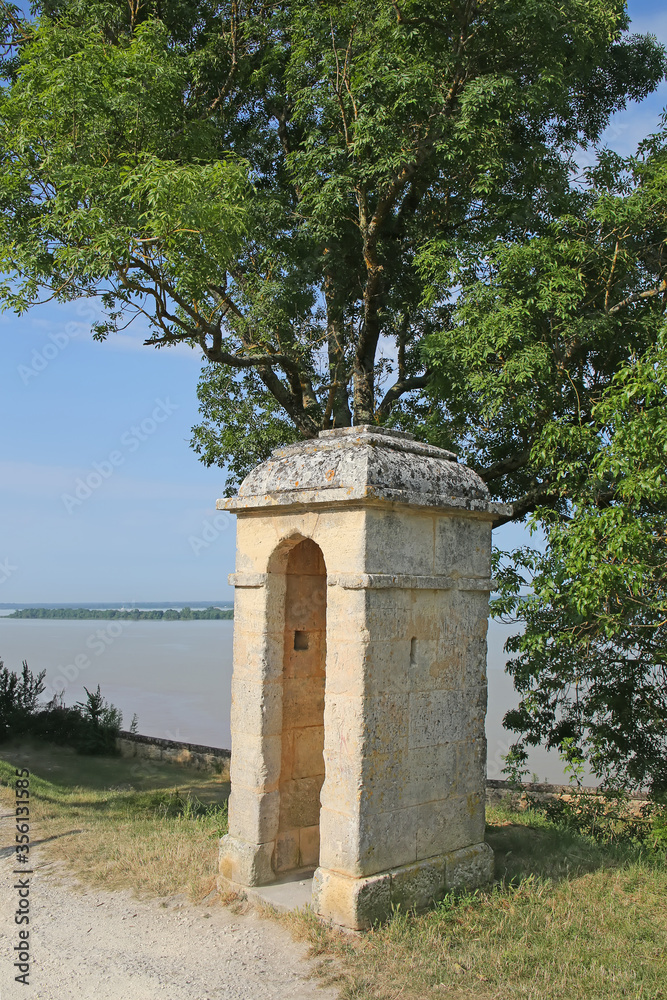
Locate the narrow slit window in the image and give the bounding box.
[410,637,417,666]
[294,630,309,651]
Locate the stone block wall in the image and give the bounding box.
[116,732,230,776]
[276,538,326,871]
[218,425,501,928]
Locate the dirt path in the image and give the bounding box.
[0,814,338,1000]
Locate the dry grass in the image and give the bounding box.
[2,742,666,999]
[283,806,667,1000]
[0,739,229,900]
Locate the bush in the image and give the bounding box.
[505,737,665,847]
[0,658,46,738]
[0,659,124,755]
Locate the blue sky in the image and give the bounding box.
[0,1,665,602]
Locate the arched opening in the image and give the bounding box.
[274,538,327,873]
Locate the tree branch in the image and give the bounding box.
[493,485,563,528]
[607,280,667,315]
[479,449,533,483]
[376,373,431,419]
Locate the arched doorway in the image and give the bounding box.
[274,538,326,873]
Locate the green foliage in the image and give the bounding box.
[419,145,667,511]
[642,797,667,847]
[191,364,300,493]
[417,137,667,800]
[0,658,124,754]
[0,658,46,738]
[490,324,667,797]
[501,744,530,788]
[1,0,664,483]
[150,788,228,830]
[523,740,656,845]
[32,685,124,754]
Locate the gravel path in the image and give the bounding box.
[0,814,338,1000]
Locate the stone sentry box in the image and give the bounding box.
[217,426,504,929]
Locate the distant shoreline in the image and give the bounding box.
[5,607,234,621]
[0,601,232,610]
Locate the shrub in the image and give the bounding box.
[0,659,124,755]
[0,658,46,738]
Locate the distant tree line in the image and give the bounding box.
[8,607,234,621]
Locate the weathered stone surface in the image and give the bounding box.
[219,426,496,928]
[390,857,446,912]
[230,630,284,684]
[219,425,509,517]
[273,829,300,872]
[434,516,493,578]
[415,793,486,858]
[312,866,392,931]
[407,743,458,807]
[293,726,328,779]
[317,807,361,874]
[312,849,485,928]
[116,734,230,776]
[228,733,282,792]
[356,805,419,875]
[408,690,468,748]
[218,835,274,887]
[227,786,280,844]
[229,677,282,738]
[279,775,323,830]
[444,843,494,892]
[365,506,436,575]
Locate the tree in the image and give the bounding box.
[419,140,667,519]
[424,137,667,794]
[0,658,46,737]
[493,329,667,795]
[2,1,666,791]
[0,0,664,489]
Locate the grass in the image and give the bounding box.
[285,804,667,1000]
[1,742,666,999]
[0,738,229,900]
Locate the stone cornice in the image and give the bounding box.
[228,571,496,592]
[218,426,510,520]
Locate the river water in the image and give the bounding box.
[0,616,569,782]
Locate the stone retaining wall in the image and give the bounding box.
[116,731,230,778]
[486,778,648,806]
[115,738,648,805]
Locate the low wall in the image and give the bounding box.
[116,737,647,804]
[116,731,230,778]
[486,778,648,806]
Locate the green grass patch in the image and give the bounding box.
[289,805,667,1000]
[0,739,229,899]
[2,743,665,999]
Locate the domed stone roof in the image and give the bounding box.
[218,425,507,517]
